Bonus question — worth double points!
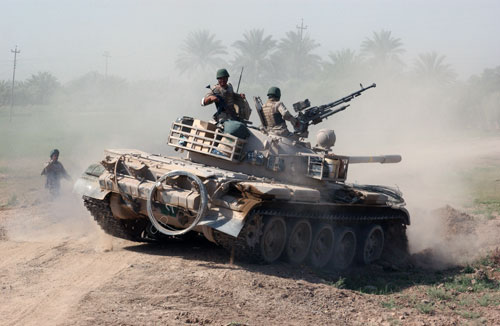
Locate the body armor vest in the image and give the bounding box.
[262,100,286,128]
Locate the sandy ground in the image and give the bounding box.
[0,195,499,326]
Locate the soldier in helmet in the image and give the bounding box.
[201,68,247,122]
[261,86,300,137]
[41,149,71,197]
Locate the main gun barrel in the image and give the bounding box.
[348,155,402,164]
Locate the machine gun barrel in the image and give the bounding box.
[293,83,376,135]
[319,83,376,110]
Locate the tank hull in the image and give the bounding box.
[76,136,410,269]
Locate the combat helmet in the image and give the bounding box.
[216,68,230,79]
[267,86,281,100]
[50,149,60,158]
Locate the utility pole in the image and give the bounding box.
[103,51,111,78]
[296,18,308,41]
[10,45,20,122]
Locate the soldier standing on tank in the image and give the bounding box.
[261,86,301,137]
[201,68,247,122]
[41,149,71,197]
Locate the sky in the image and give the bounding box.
[1,0,499,83]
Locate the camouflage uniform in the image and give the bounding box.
[202,83,244,121]
[41,160,70,196]
[262,99,298,137]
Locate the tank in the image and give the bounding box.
[75,87,410,270]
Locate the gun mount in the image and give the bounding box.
[293,83,376,134]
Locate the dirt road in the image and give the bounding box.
[1,199,499,326]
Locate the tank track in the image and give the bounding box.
[83,196,148,242]
[214,213,265,263]
[214,205,409,264]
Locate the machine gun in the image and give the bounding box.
[293,83,376,134]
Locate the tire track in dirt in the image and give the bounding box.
[0,237,138,326]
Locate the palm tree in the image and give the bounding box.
[272,30,321,81]
[414,52,457,85]
[361,30,405,68]
[470,66,500,93]
[176,30,227,76]
[24,72,60,104]
[464,66,500,129]
[324,49,363,77]
[232,29,277,84]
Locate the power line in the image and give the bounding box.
[10,45,20,122]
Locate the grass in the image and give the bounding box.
[461,158,500,223]
[471,199,500,220]
[458,296,474,307]
[330,277,346,289]
[477,293,500,307]
[457,310,482,319]
[463,265,475,273]
[6,194,17,207]
[387,319,401,326]
[473,250,500,270]
[427,287,453,301]
[444,274,498,293]
[381,297,397,309]
[415,302,434,314]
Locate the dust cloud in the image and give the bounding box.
[1,1,499,268]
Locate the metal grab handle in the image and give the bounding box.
[146,170,208,236]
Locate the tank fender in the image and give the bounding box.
[198,207,248,238]
[73,175,110,200]
[199,197,261,237]
[399,207,411,225]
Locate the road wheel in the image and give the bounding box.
[308,223,335,269]
[357,224,384,265]
[259,216,287,263]
[331,227,356,270]
[286,219,312,264]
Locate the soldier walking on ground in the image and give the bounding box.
[201,68,249,122]
[41,149,71,197]
[261,86,301,137]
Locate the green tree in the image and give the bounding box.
[271,30,321,81]
[414,52,457,85]
[361,30,405,70]
[232,29,277,84]
[176,30,227,76]
[462,66,500,129]
[323,49,363,78]
[65,72,129,107]
[24,72,60,104]
[0,80,10,106]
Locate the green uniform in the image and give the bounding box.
[202,83,242,121]
[261,98,298,136]
[41,160,70,196]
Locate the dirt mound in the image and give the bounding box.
[435,205,477,239]
[410,205,500,269]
